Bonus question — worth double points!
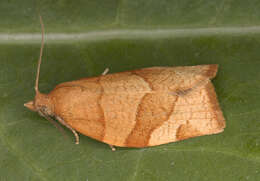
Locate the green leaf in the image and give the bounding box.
[1,0,260,181]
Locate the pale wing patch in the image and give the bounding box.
[148,119,186,146]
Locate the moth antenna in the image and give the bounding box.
[35,15,45,93]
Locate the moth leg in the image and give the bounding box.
[42,114,69,139]
[56,116,79,144]
[102,68,109,75]
[109,144,116,151]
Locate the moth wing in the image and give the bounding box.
[50,64,224,147]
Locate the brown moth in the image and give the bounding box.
[24,17,225,151]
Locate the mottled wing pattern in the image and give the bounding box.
[125,64,225,147]
[50,64,225,147]
[99,72,151,146]
[148,81,225,146]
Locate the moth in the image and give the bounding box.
[24,17,225,151]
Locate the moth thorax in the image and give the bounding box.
[34,92,54,116]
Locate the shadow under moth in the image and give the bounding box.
[24,17,225,151]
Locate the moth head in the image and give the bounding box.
[24,16,53,117]
[24,92,53,117]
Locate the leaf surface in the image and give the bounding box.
[0,0,260,181]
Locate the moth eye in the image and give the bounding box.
[39,105,53,116]
[39,106,48,114]
[37,106,49,118]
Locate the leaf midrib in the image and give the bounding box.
[1,26,260,43]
